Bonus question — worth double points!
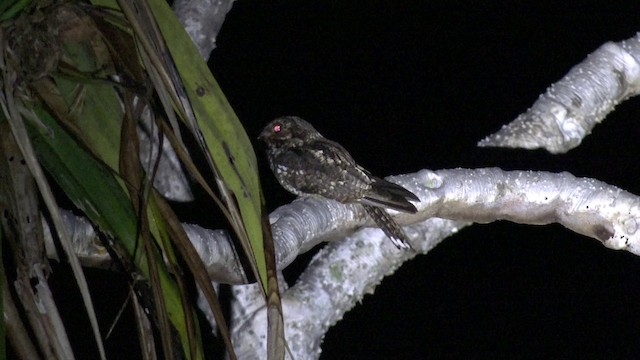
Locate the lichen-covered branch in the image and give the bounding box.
[173,0,237,58]
[55,168,640,277]
[231,217,465,359]
[415,168,640,253]
[479,33,640,153]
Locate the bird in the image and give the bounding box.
[258,116,419,249]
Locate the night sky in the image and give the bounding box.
[209,2,640,359]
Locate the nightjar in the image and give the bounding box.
[259,116,419,249]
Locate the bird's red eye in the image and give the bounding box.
[273,123,282,133]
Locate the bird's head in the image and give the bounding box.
[258,116,322,148]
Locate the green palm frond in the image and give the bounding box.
[1,0,284,358]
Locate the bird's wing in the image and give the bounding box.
[272,139,372,202]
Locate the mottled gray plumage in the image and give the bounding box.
[259,116,419,249]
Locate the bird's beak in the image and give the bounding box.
[257,128,269,141]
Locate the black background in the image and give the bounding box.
[40,2,640,360]
[209,1,640,359]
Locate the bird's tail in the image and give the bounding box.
[363,205,412,249]
[362,177,419,213]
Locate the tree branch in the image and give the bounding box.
[479,33,640,153]
[231,217,465,359]
[52,168,640,278]
[173,0,237,58]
